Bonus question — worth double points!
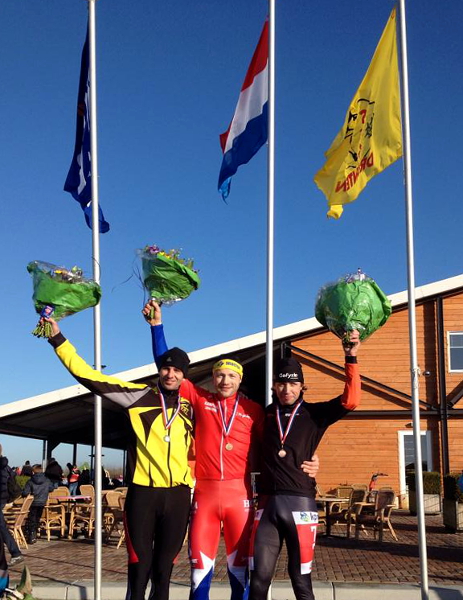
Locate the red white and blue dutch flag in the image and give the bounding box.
[218,20,269,200]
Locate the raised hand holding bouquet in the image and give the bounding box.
[138,245,200,315]
[315,269,391,345]
[27,261,102,338]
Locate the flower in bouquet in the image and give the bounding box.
[315,269,391,343]
[138,245,201,309]
[27,261,102,338]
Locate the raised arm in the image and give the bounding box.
[141,301,201,406]
[307,330,361,428]
[340,330,361,410]
[44,317,150,408]
[142,300,168,367]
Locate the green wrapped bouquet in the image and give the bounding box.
[139,245,200,306]
[27,261,102,337]
[315,270,391,343]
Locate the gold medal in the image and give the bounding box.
[225,442,233,451]
[278,449,287,458]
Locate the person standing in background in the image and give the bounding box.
[22,464,54,544]
[45,458,63,490]
[0,455,24,567]
[67,464,80,497]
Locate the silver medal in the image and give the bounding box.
[164,435,171,442]
[278,449,287,458]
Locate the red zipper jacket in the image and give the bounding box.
[180,380,265,482]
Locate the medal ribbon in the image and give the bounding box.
[159,391,182,432]
[218,395,240,438]
[275,400,303,447]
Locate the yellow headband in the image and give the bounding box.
[212,359,243,378]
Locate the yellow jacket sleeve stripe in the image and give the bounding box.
[50,333,150,409]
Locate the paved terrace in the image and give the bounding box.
[8,512,463,588]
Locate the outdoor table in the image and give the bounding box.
[52,495,91,502]
[316,495,351,537]
[51,495,92,516]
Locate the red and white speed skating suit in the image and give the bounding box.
[151,325,265,600]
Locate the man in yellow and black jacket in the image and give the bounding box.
[45,317,193,600]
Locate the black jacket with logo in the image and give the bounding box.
[257,359,360,498]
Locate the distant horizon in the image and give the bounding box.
[0,434,124,473]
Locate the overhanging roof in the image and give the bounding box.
[1,273,463,448]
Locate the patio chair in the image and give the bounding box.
[104,491,125,549]
[336,485,354,499]
[332,485,354,514]
[316,503,327,532]
[330,488,367,534]
[5,495,34,549]
[351,483,368,491]
[352,489,398,542]
[47,487,70,507]
[315,484,326,497]
[69,500,95,538]
[40,501,66,541]
[53,486,70,496]
[79,484,95,500]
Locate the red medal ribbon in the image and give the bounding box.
[158,390,181,433]
[275,400,303,448]
[217,395,240,439]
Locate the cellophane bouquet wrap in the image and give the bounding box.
[138,245,200,305]
[27,261,102,337]
[315,270,391,343]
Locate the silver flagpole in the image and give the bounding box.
[266,0,275,408]
[265,4,275,598]
[87,1,103,599]
[397,2,429,598]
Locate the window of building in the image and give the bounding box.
[448,332,463,372]
[398,431,433,499]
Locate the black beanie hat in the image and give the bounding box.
[158,347,190,377]
[274,357,304,383]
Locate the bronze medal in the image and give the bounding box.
[276,400,303,458]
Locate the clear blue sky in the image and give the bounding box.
[1,0,462,467]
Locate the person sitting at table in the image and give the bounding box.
[22,464,54,544]
[249,331,361,600]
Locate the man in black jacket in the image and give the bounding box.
[0,456,24,566]
[249,332,361,600]
[21,462,33,477]
[44,458,63,490]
